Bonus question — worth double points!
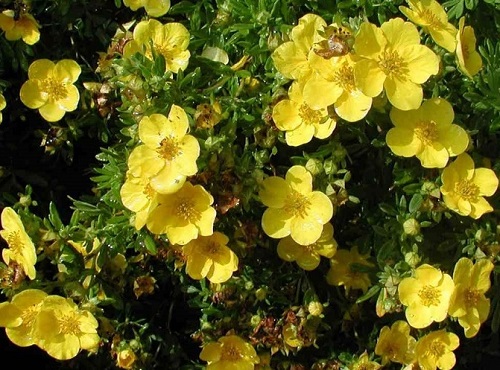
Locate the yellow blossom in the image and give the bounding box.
[374,320,416,365]
[259,165,333,246]
[0,92,6,124]
[277,222,337,271]
[271,13,327,81]
[353,18,440,111]
[123,0,170,17]
[182,232,239,283]
[20,59,81,122]
[398,264,454,329]
[199,334,260,370]
[456,17,482,78]
[350,351,382,370]
[386,98,469,168]
[448,257,494,338]
[34,295,100,360]
[440,153,499,219]
[415,330,459,370]
[0,207,37,280]
[127,105,200,194]
[0,289,48,347]
[0,10,40,45]
[123,19,190,73]
[147,181,216,245]
[303,53,372,122]
[272,82,336,146]
[399,0,457,52]
[326,246,373,293]
[117,348,138,369]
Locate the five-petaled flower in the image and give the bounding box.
[386,98,469,168]
[398,264,455,329]
[277,222,337,270]
[199,334,260,370]
[354,18,440,111]
[415,329,459,370]
[374,320,416,365]
[455,17,483,79]
[326,246,373,293]
[440,153,499,219]
[20,59,81,122]
[182,232,239,283]
[123,0,170,17]
[123,19,190,73]
[399,0,457,52]
[448,257,494,338]
[0,9,40,45]
[0,207,37,280]
[259,165,333,246]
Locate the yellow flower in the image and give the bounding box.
[0,289,48,347]
[182,232,239,283]
[448,257,494,338]
[117,348,138,369]
[386,98,469,168]
[398,264,454,329]
[277,222,337,271]
[353,18,440,111]
[415,330,459,370]
[123,19,190,73]
[456,17,483,78]
[272,82,336,146]
[35,295,100,360]
[350,351,382,370]
[199,334,260,370]
[259,165,333,246]
[271,13,327,81]
[0,10,40,45]
[127,106,200,194]
[399,0,457,52]
[0,207,37,280]
[374,320,416,365]
[440,153,499,219]
[120,171,160,230]
[123,0,170,17]
[147,182,216,245]
[303,53,372,122]
[0,92,6,124]
[20,59,81,122]
[326,246,373,293]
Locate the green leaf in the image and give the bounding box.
[409,193,424,214]
[356,285,380,304]
[48,202,64,230]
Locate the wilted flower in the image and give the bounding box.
[440,153,499,219]
[456,17,483,78]
[0,9,40,45]
[350,351,382,370]
[398,264,454,328]
[354,18,439,111]
[117,348,138,369]
[123,0,170,17]
[277,222,337,270]
[0,93,6,124]
[399,0,457,52]
[133,275,157,299]
[20,59,81,122]
[123,19,190,73]
[182,232,239,283]
[272,82,336,146]
[0,207,37,280]
[326,246,373,293]
[147,182,216,245]
[259,165,333,246]
[374,320,416,365]
[415,330,459,370]
[386,98,469,168]
[199,334,259,369]
[448,257,494,338]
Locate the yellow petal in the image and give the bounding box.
[334,91,372,122]
[314,117,336,139]
[386,127,420,157]
[285,123,315,146]
[54,60,81,83]
[303,73,342,109]
[150,166,186,194]
[290,216,323,245]
[28,59,54,79]
[57,84,80,112]
[259,177,288,208]
[438,124,469,157]
[381,17,420,49]
[286,165,313,194]
[272,100,301,131]
[272,42,309,80]
[144,0,171,17]
[429,23,457,52]
[354,22,386,59]
[261,208,292,239]
[185,254,211,280]
[139,114,169,148]
[354,59,385,98]
[416,142,449,168]
[405,44,440,84]
[127,145,164,178]
[20,80,46,109]
[384,76,422,111]
[277,237,300,262]
[39,103,66,122]
[296,252,321,271]
[469,197,494,219]
[308,191,333,223]
[199,342,222,362]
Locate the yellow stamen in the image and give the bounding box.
[284,189,311,218]
[414,121,438,145]
[418,285,441,306]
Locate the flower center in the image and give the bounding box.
[420,10,444,29]
[175,198,201,221]
[298,103,323,126]
[21,304,41,326]
[5,231,23,253]
[464,288,481,307]
[221,344,242,361]
[143,183,156,199]
[454,179,479,201]
[378,50,408,78]
[418,285,441,306]
[59,312,81,335]
[202,241,221,257]
[43,77,68,101]
[429,340,446,358]
[334,63,356,93]
[414,120,438,145]
[157,137,181,161]
[284,189,311,218]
